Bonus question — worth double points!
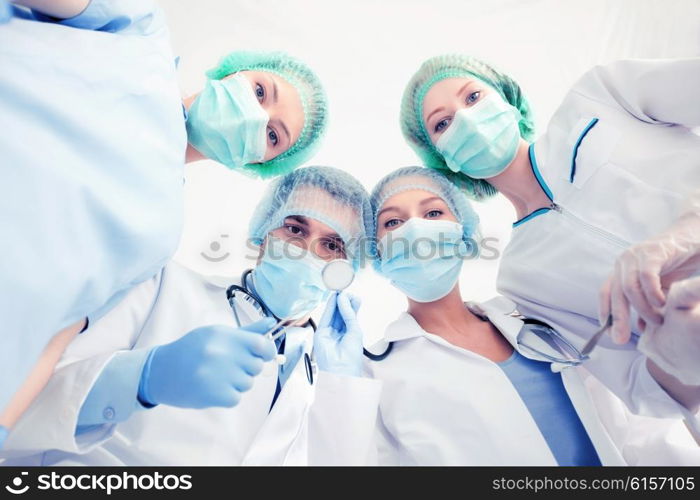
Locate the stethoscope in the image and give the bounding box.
[226,266,395,367]
[226,269,318,385]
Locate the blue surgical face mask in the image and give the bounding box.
[253,237,330,319]
[378,218,467,303]
[186,73,269,169]
[435,93,521,179]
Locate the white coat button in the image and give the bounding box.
[103,407,116,421]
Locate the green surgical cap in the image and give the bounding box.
[248,166,373,270]
[207,51,328,179]
[399,54,535,200]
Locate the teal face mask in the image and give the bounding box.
[186,74,269,169]
[378,218,468,303]
[435,93,521,179]
[252,237,330,319]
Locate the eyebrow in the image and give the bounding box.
[322,232,343,243]
[278,120,291,147]
[377,205,399,218]
[458,81,474,96]
[424,80,477,128]
[286,215,309,226]
[425,107,445,129]
[271,75,279,104]
[419,196,444,205]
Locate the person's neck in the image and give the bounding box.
[407,284,514,362]
[182,94,206,164]
[488,140,552,220]
[407,286,484,338]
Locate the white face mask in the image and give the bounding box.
[186,73,269,169]
[252,237,330,318]
[435,93,521,179]
[378,218,468,303]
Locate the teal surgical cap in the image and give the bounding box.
[248,166,373,269]
[399,54,535,200]
[208,51,328,179]
[371,166,480,242]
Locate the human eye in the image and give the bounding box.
[286,224,304,236]
[267,127,279,147]
[434,118,451,134]
[384,218,402,229]
[425,209,443,219]
[466,90,480,104]
[324,238,346,256]
[255,83,265,102]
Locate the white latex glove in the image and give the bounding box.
[638,276,700,386]
[599,212,700,344]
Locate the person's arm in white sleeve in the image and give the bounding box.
[580,336,700,427]
[74,348,154,428]
[0,273,161,458]
[598,191,700,410]
[0,318,84,432]
[575,57,700,128]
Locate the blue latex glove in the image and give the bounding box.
[138,318,277,409]
[314,292,364,377]
[0,1,11,24]
[0,425,7,450]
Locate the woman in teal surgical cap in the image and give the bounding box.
[0,0,327,443]
[398,55,700,425]
[365,166,700,465]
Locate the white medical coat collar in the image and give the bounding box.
[384,296,524,346]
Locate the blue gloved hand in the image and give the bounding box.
[314,292,364,377]
[138,318,277,409]
[0,425,8,450]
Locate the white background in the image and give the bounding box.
[162,0,700,342]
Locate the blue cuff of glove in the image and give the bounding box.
[137,347,159,407]
[76,348,154,429]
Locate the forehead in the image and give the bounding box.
[422,77,485,114]
[286,185,360,240]
[379,187,447,213]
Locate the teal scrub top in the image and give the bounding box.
[0,0,187,410]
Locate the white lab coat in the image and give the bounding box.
[0,262,381,466]
[365,297,700,466]
[497,58,700,421]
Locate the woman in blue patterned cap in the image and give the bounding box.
[364,166,699,465]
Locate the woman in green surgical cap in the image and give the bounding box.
[185,50,328,178]
[399,55,700,422]
[0,5,327,446]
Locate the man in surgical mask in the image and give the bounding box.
[0,166,380,466]
[1,0,329,445]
